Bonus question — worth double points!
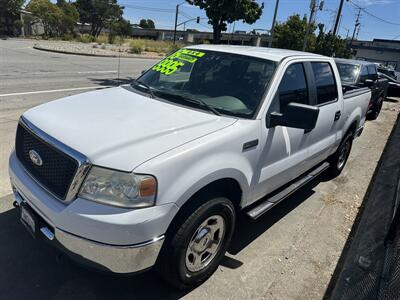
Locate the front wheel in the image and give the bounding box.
[156,197,235,289]
[328,132,353,177]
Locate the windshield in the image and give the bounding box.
[336,63,361,84]
[135,49,277,118]
[378,68,396,80]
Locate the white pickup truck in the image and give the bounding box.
[9,45,370,288]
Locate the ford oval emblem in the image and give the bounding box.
[29,150,43,166]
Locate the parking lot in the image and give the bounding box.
[1,39,400,299]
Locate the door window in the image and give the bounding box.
[277,63,309,112]
[367,65,378,81]
[359,66,368,83]
[311,62,338,105]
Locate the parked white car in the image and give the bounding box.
[9,45,370,289]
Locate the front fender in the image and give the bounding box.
[152,151,253,208]
[134,119,261,210]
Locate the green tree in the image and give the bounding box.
[116,18,133,36]
[314,24,351,58]
[0,0,24,36]
[75,0,123,37]
[56,0,79,35]
[186,0,263,44]
[26,0,63,37]
[139,19,155,29]
[273,14,317,51]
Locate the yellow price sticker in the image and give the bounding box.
[152,49,206,75]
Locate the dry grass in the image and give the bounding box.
[127,39,182,54]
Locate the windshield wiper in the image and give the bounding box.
[154,90,221,116]
[131,80,155,98]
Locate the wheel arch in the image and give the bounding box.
[163,177,243,241]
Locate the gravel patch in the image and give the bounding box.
[33,40,165,59]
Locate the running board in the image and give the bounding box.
[246,162,330,220]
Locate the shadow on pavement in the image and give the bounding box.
[228,173,328,255]
[385,97,399,103]
[0,194,186,300]
[89,77,135,87]
[0,172,329,299]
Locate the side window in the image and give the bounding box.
[311,62,338,105]
[277,63,309,112]
[359,66,368,83]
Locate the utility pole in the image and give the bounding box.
[332,0,345,37]
[268,0,280,48]
[173,4,179,44]
[303,0,317,51]
[350,8,361,47]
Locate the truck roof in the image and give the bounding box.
[188,44,324,62]
[334,58,375,66]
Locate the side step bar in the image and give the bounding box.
[246,162,330,220]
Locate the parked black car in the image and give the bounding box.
[378,66,398,81]
[335,58,389,120]
[378,72,400,98]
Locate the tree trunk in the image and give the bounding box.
[212,24,222,44]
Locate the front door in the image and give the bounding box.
[251,62,313,202]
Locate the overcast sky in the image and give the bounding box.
[119,0,400,41]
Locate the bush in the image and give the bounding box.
[130,45,142,54]
[95,33,108,44]
[61,33,74,41]
[129,39,145,54]
[79,33,95,43]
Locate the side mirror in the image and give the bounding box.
[267,102,320,131]
[364,79,375,87]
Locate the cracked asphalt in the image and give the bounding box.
[1,38,400,299]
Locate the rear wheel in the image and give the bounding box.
[156,197,235,289]
[367,96,383,120]
[328,132,353,177]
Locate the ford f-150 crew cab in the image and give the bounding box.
[9,45,371,289]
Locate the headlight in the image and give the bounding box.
[78,166,157,208]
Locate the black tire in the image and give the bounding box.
[156,197,235,289]
[367,96,383,120]
[328,132,353,177]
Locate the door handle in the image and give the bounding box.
[334,110,341,121]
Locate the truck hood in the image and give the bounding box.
[23,86,237,171]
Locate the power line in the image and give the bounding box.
[180,11,212,29]
[348,0,400,26]
[123,4,175,13]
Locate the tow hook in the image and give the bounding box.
[13,201,20,208]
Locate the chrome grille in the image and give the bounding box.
[15,118,91,202]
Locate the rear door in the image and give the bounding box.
[305,61,343,169]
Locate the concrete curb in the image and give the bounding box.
[33,45,163,60]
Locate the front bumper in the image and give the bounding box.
[12,181,165,274]
[9,151,178,273]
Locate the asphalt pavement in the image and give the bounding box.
[0,38,158,196]
[1,38,400,299]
